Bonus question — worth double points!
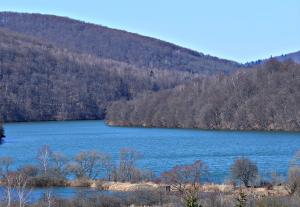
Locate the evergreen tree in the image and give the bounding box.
[236,190,247,207]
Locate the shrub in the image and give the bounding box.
[27,174,68,187]
[285,167,300,196]
[18,165,39,177]
[69,177,92,187]
[230,158,258,187]
[235,190,247,207]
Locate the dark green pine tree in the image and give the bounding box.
[236,190,247,207]
[185,194,202,207]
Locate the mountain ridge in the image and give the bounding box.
[0,11,241,74]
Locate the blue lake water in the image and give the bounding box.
[1,120,300,184]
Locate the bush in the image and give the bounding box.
[230,158,258,187]
[18,165,39,177]
[285,167,300,196]
[70,177,92,187]
[27,174,68,187]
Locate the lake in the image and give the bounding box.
[1,120,300,183]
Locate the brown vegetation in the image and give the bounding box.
[230,158,259,187]
[107,60,300,131]
[1,147,299,207]
[0,28,196,122]
[0,12,241,74]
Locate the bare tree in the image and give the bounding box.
[37,145,53,174]
[4,173,14,207]
[3,172,32,207]
[286,150,300,196]
[70,151,108,179]
[41,190,54,207]
[100,154,114,181]
[118,148,141,182]
[285,167,300,196]
[162,160,208,207]
[50,151,68,177]
[0,157,13,179]
[230,158,258,187]
[0,157,14,207]
[15,173,32,207]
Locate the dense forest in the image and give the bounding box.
[0,29,197,121]
[106,60,300,131]
[0,12,299,131]
[0,12,241,74]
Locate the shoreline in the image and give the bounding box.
[3,119,299,133]
[0,180,286,197]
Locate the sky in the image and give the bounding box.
[1,0,299,63]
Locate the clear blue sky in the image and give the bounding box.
[1,0,299,63]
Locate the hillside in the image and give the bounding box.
[275,51,300,64]
[106,60,300,131]
[244,51,300,67]
[0,29,196,122]
[0,12,241,74]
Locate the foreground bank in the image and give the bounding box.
[0,145,299,206]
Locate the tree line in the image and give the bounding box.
[106,60,300,131]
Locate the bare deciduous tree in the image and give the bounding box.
[15,173,32,207]
[0,157,13,179]
[285,167,300,196]
[37,145,53,175]
[117,148,141,182]
[162,160,208,207]
[50,152,68,177]
[230,158,258,187]
[70,151,109,180]
[286,150,300,196]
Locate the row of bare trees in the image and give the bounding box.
[0,157,31,207]
[0,146,150,206]
[0,146,151,186]
[0,147,300,207]
[161,151,300,207]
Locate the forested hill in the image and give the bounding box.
[0,29,196,122]
[106,60,300,131]
[244,51,300,67]
[0,12,241,74]
[275,51,300,64]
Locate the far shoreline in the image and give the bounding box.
[3,119,300,133]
